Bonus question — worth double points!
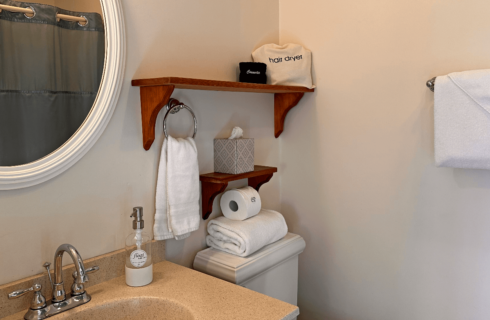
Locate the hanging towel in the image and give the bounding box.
[206,209,288,257]
[435,69,490,170]
[154,136,200,240]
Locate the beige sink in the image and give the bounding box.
[66,297,196,320]
[3,261,298,320]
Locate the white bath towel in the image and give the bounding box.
[435,69,490,170]
[206,209,288,257]
[154,136,200,240]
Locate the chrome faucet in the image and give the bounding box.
[7,244,98,320]
[52,244,89,302]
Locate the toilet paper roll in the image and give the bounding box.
[220,186,262,221]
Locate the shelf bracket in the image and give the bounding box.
[248,173,274,191]
[274,92,305,138]
[201,181,228,220]
[139,85,175,150]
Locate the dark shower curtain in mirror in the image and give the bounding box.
[0,0,104,166]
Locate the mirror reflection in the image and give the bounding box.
[0,0,104,166]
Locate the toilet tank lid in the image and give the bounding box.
[193,233,306,284]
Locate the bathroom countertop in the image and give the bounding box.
[4,261,299,320]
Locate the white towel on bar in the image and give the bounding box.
[206,209,288,257]
[154,136,200,240]
[435,69,490,170]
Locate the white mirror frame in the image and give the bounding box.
[0,0,125,190]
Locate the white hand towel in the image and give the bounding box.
[154,136,200,240]
[435,69,490,169]
[206,209,288,257]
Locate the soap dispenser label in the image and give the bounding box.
[130,250,147,267]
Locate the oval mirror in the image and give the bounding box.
[0,0,125,190]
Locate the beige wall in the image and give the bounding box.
[0,0,279,285]
[30,0,102,15]
[279,0,490,319]
[54,0,103,16]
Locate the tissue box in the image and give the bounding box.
[214,139,254,174]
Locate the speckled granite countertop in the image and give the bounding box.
[3,261,299,320]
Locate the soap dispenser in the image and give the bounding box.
[125,207,153,287]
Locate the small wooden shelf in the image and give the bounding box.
[199,165,277,220]
[132,77,314,93]
[131,77,314,150]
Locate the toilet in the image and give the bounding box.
[193,233,306,309]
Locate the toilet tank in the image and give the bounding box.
[193,233,306,306]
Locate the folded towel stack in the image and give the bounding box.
[206,209,288,257]
[206,187,288,257]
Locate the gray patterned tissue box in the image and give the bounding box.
[214,138,254,174]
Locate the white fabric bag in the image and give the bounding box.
[252,43,314,89]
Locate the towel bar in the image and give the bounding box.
[163,98,197,139]
[426,77,436,92]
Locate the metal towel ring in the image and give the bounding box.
[163,98,198,139]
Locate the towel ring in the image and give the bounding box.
[163,98,198,139]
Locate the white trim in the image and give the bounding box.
[0,0,126,190]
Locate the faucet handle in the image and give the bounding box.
[43,262,54,288]
[8,284,47,310]
[71,266,99,296]
[72,265,99,279]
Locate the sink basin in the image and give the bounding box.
[65,297,196,320]
[2,261,298,320]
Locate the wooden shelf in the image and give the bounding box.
[132,77,314,93]
[199,165,277,220]
[131,77,314,150]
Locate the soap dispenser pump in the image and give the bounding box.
[125,207,153,287]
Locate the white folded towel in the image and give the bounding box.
[435,69,490,169]
[206,209,288,257]
[154,136,200,240]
